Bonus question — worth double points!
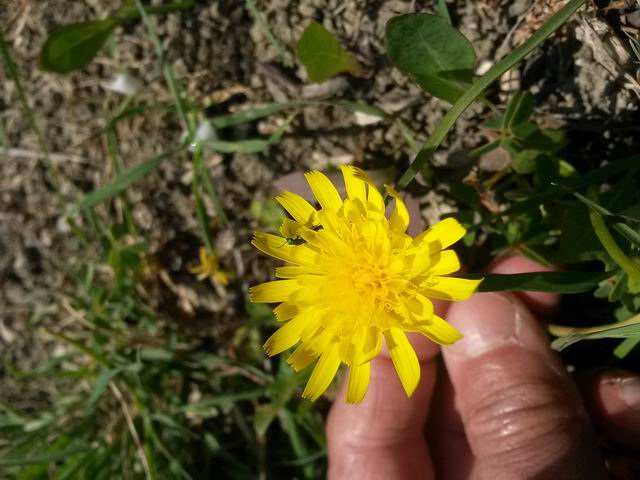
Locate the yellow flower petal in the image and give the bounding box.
[214,271,229,286]
[385,185,409,233]
[263,313,309,356]
[287,344,319,371]
[302,343,341,401]
[251,232,317,267]
[415,217,466,251]
[340,165,366,203]
[275,265,315,279]
[359,326,382,364]
[273,302,298,321]
[249,280,299,303]
[428,250,461,276]
[276,191,317,225]
[421,276,483,301]
[384,328,420,396]
[405,293,434,322]
[416,314,463,345]
[346,361,370,404]
[305,171,343,211]
[350,167,384,213]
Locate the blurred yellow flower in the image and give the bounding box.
[190,247,229,286]
[250,167,481,403]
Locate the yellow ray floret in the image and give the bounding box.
[250,168,482,403]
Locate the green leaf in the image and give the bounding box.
[0,445,90,466]
[503,91,534,129]
[202,112,295,153]
[557,206,601,262]
[614,337,640,359]
[435,0,452,24]
[72,148,182,212]
[386,13,475,103]
[296,21,361,83]
[573,191,640,249]
[551,313,640,351]
[38,19,119,73]
[395,0,588,190]
[463,271,610,294]
[512,149,544,174]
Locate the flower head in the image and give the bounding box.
[250,167,481,403]
[190,247,229,286]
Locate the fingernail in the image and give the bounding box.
[620,378,640,410]
[446,293,524,359]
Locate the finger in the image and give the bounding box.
[488,254,560,316]
[580,369,640,447]
[327,360,436,480]
[326,300,449,480]
[427,364,474,479]
[442,292,607,479]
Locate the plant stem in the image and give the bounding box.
[134,0,194,137]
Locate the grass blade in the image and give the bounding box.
[72,147,183,212]
[0,445,90,466]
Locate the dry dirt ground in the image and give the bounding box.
[1,0,639,402]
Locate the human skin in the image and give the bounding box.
[327,256,640,479]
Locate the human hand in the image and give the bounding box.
[327,256,640,479]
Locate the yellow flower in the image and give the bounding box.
[250,167,481,403]
[190,247,229,286]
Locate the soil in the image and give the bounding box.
[1,0,640,404]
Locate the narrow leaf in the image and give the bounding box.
[551,314,640,351]
[73,148,182,212]
[462,271,610,294]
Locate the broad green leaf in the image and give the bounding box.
[296,21,361,83]
[72,148,182,212]
[551,313,640,351]
[462,271,610,294]
[39,19,119,73]
[386,13,476,103]
[512,149,545,174]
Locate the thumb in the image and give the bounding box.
[442,291,606,479]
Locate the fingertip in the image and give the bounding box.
[584,369,640,447]
[327,359,437,479]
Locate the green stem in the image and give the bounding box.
[192,146,215,252]
[244,0,291,67]
[134,0,193,137]
[396,0,588,190]
[587,190,640,292]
